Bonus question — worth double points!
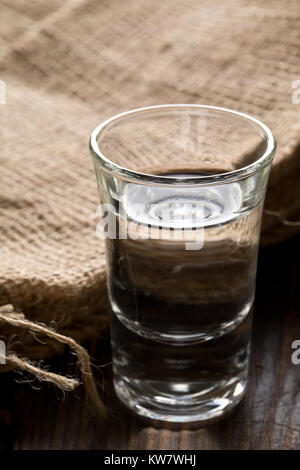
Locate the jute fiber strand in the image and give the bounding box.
[0,0,300,410]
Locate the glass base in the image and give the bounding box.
[114,373,247,425]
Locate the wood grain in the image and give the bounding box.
[3,236,300,450]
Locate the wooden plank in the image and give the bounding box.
[2,237,299,450]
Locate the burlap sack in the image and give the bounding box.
[0,1,299,400]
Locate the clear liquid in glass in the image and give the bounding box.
[106,173,262,423]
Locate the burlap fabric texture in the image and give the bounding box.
[0,1,299,408]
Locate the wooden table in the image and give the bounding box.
[1,237,299,450]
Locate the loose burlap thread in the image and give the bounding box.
[0,0,300,411]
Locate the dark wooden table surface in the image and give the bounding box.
[1,236,299,450]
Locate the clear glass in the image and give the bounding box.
[89,105,276,424]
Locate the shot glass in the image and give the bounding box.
[89,105,276,424]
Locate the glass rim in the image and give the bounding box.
[89,104,276,185]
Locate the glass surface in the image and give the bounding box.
[90,105,276,424]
